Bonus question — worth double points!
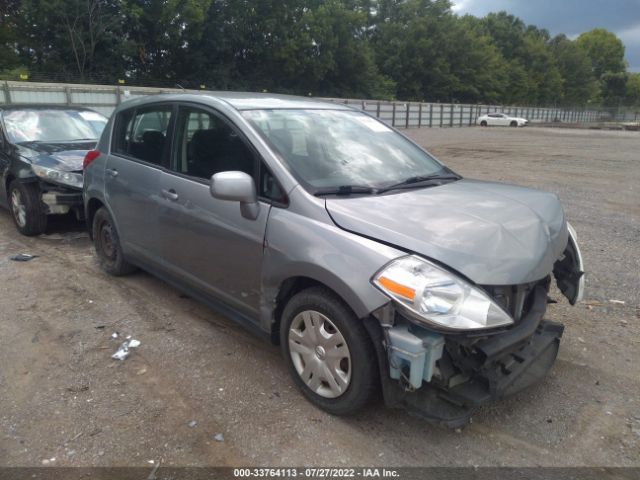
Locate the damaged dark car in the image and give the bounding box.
[0,105,107,235]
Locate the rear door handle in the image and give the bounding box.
[161,189,179,201]
[106,168,118,177]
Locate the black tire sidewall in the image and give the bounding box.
[480,121,487,127]
[280,287,378,415]
[92,207,135,276]
[8,180,47,236]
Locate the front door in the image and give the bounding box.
[157,105,270,318]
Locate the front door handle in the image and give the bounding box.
[162,189,179,201]
[106,168,118,177]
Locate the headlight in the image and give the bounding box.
[372,256,513,331]
[32,165,83,189]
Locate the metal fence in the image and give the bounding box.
[0,80,631,127]
[322,98,607,126]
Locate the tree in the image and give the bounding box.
[549,35,599,105]
[0,0,21,73]
[576,28,626,78]
[14,0,124,81]
[626,73,640,107]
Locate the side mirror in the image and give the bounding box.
[210,171,260,220]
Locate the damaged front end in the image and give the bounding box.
[368,227,584,428]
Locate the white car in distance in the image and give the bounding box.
[478,113,528,127]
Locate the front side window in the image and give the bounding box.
[113,106,172,165]
[242,109,446,191]
[172,107,256,180]
[2,109,106,143]
[171,106,286,202]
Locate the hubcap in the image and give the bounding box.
[10,189,27,227]
[99,223,116,260]
[288,310,351,399]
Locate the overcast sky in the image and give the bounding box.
[451,0,640,72]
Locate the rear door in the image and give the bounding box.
[105,104,174,263]
[157,104,283,318]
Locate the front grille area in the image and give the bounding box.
[481,277,550,322]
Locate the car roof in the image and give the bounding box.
[117,92,352,111]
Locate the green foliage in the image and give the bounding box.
[549,35,599,105]
[576,28,626,78]
[0,1,635,106]
[626,73,640,107]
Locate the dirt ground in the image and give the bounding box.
[0,127,638,468]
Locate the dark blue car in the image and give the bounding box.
[0,105,107,235]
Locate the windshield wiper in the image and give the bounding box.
[314,185,377,196]
[377,173,461,194]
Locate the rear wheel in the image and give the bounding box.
[510,120,518,127]
[92,206,136,276]
[280,287,378,415]
[8,180,47,236]
[480,120,487,127]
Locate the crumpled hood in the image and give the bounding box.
[18,141,95,172]
[325,179,568,285]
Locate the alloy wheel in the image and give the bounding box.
[10,189,27,228]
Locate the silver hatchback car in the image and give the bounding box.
[83,93,584,427]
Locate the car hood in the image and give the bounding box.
[325,179,568,285]
[17,141,96,172]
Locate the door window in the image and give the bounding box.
[172,107,256,180]
[171,107,286,203]
[113,106,172,165]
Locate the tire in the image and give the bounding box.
[480,120,487,127]
[8,180,47,236]
[510,120,518,127]
[280,286,378,415]
[92,206,136,276]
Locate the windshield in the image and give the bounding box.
[242,109,446,191]
[2,109,107,143]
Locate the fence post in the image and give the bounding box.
[449,104,454,127]
[429,104,433,128]
[65,86,72,105]
[469,105,473,126]
[115,86,121,105]
[3,81,11,104]
[376,101,381,119]
[392,102,396,127]
[440,104,443,127]
[418,103,423,128]
[405,103,410,128]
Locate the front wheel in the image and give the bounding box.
[8,180,47,236]
[510,120,518,127]
[480,120,487,127]
[280,287,378,415]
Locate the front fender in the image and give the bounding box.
[260,206,403,332]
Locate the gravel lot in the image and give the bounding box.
[0,127,638,468]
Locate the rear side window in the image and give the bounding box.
[112,106,172,165]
